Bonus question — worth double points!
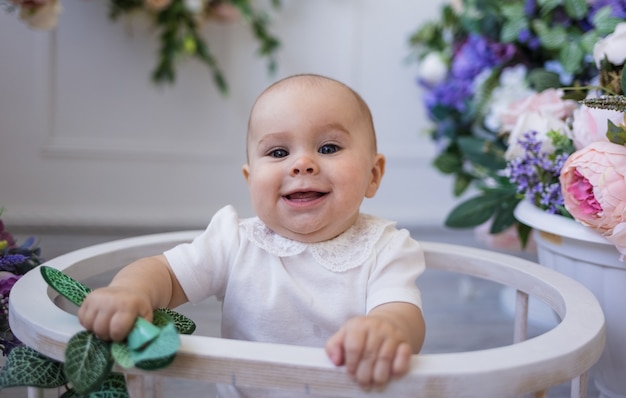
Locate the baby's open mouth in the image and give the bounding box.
[285,191,328,201]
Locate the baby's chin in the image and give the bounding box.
[268,222,348,243]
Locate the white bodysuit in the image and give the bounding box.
[164,205,425,397]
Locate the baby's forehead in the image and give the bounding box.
[246,75,377,152]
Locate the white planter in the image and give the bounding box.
[515,201,625,398]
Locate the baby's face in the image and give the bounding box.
[243,80,385,243]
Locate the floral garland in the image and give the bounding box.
[410,0,626,253]
[4,0,281,92]
[0,210,42,356]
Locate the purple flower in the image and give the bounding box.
[524,0,537,16]
[0,254,28,273]
[590,0,626,19]
[504,131,570,214]
[423,78,473,114]
[451,35,516,80]
[0,273,20,297]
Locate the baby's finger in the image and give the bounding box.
[371,339,396,387]
[325,328,346,366]
[391,342,413,377]
[344,328,368,374]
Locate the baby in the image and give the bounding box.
[78,74,426,396]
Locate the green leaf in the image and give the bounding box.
[457,137,507,171]
[537,0,560,15]
[129,323,180,366]
[580,30,600,54]
[516,223,532,249]
[0,346,67,389]
[490,196,521,234]
[111,343,135,369]
[453,173,473,197]
[84,373,129,398]
[64,331,113,394]
[527,69,562,91]
[592,6,622,35]
[532,21,568,50]
[606,120,626,145]
[559,42,585,74]
[134,354,176,371]
[40,266,92,307]
[445,193,502,228]
[563,0,588,19]
[433,152,462,174]
[127,318,161,351]
[154,308,196,335]
[500,18,526,42]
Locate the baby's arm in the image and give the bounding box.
[77,254,188,342]
[325,302,425,390]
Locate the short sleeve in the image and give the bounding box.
[366,227,425,313]
[163,205,242,304]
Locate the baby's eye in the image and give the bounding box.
[269,148,289,158]
[319,144,340,155]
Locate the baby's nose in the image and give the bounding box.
[291,156,318,175]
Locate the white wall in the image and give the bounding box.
[0,0,456,229]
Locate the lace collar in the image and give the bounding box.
[241,214,393,272]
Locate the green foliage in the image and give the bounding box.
[1,267,197,396]
[40,266,92,307]
[444,187,520,234]
[109,0,281,92]
[64,332,114,394]
[0,346,66,389]
[607,120,626,145]
[154,308,197,335]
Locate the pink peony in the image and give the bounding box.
[499,88,578,133]
[560,141,626,260]
[571,104,625,149]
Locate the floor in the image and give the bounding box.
[0,225,601,397]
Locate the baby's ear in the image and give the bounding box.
[242,164,251,182]
[365,154,385,198]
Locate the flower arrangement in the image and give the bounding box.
[4,0,281,92]
[0,210,42,356]
[409,0,626,253]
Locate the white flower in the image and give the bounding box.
[504,111,572,160]
[417,52,448,86]
[184,0,204,14]
[484,66,535,132]
[593,22,626,67]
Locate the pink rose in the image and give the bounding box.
[499,89,578,133]
[571,105,625,149]
[560,141,626,260]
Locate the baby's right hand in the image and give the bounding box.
[77,287,154,342]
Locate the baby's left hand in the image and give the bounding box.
[325,315,413,390]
